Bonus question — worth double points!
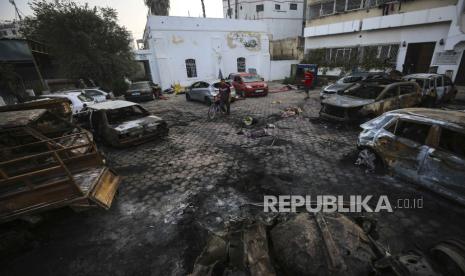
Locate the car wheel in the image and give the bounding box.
[356,148,385,174]
[186,93,191,101]
[204,96,212,105]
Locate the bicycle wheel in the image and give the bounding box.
[208,104,217,119]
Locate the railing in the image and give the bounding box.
[308,0,399,19]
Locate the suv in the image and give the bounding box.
[357,108,465,205]
[230,73,268,97]
[402,74,457,106]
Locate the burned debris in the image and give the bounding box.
[0,109,120,222]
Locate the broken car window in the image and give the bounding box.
[106,106,147,125]
[382,87,398,99]
[345,85,384,99]
[438,128,465,158]
[395,120,431,145]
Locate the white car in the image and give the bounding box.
[82,88,111,102]
[42,92,95,114]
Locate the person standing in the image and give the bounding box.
[303,70,314,99]
[219,78,231,115]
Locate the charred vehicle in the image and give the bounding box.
[0,97,73,121]
[82,100,168,147]
[357,108,465,205]
[0,109,120,222]
[320,81,421,122]
[320,72,387,99]
[402,73,457,106]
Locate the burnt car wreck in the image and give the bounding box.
[80,100,168,147]
[357,108,465,205]
[320,82,421,122]
[0,109,121,222]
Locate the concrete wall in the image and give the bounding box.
[143,16,271,89]
[270,60,298,80]
[222,0,304,39]
[270,37,303,60]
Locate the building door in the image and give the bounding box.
[403,42,436,74]
[455,51,465,85]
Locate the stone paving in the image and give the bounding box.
[2,88,465,276]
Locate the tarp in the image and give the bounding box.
[0,39,33,62]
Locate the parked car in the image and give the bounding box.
[320,81,421,122]
[230,73,268,97]
[320,72,387,99]
[186,79,237,105]
[42,91,95,114]
[402,73,457,105]
[357,108,465,205]
[81,100,168,147]
[125,81,156,101]
[0,109,120,222]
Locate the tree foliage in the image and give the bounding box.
[21,0,137,90]
[145,0,170,15]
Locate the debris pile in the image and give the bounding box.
[281,106,303,118]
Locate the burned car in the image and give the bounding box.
[0,109,120,222]
[357,108,465,205]
[320,72,387,99]
[402,73,457,106]
[320,81,421,122]
[0,97,73,122]
[82,100,168,147]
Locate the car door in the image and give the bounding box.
[196,82,210,102]
[375,119,432,181]
[419,127,465,202]
[434,76,445,102]
[399,83,420,108]
[190,82,201,100]
[375,85,399,115]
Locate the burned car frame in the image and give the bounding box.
[81,100,168,147]
[320,81,422,122]
[357,108,465,205]
[0,109,121,222]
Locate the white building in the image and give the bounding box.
[0,20,21,39]
[138,16,271,89]
[222,0,305,40]
[303,0,465,84]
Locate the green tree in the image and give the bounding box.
[145,0,170,15]
[21,0,137,91]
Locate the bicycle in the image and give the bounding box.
[207,95,225,120]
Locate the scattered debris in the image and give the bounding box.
[271,100,282,104]
[243,116,256,127]
[281,106,303,117]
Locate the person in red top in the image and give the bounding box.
[303,70,314,99]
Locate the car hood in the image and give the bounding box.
[324,83,354,93]
[322,95,375,108]
[112,115,165,134]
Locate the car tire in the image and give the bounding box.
[204,97,212,106]
[356,148,385,174]
[186,93,191,101]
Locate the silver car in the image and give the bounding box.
[186,80,236,105]
[357,108,465,205]
[402,73,457,105]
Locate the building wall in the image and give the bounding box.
[304,0,465,81]
[270,59,299,80]
[270,37,303,60]
[143,16,271,89]
[222,0,304,39]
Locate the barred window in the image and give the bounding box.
[290,3,298,10]
[335,0,346,12]
[256,4,264,12]
[321,1,335,16]
[347,0,363,10]
[185,59,197,78]
[237,57,246,72]
[309,4,321,19]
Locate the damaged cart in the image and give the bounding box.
[0,109,121,222]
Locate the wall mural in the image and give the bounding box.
[227,32,261,51]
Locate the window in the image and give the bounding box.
[290,3,298,10]
[256,4,264,12]
[395,120,431,145]
[234,76,242,82]
[438,128,465,158]
[435,76,443,87]
[198,82,209,88]
[275,4,281,10]
[185,59,197,78]
[399,85,414,95]
[237,57,246,72]
[382,87,398,99]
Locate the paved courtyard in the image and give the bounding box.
[2,88,465,275]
